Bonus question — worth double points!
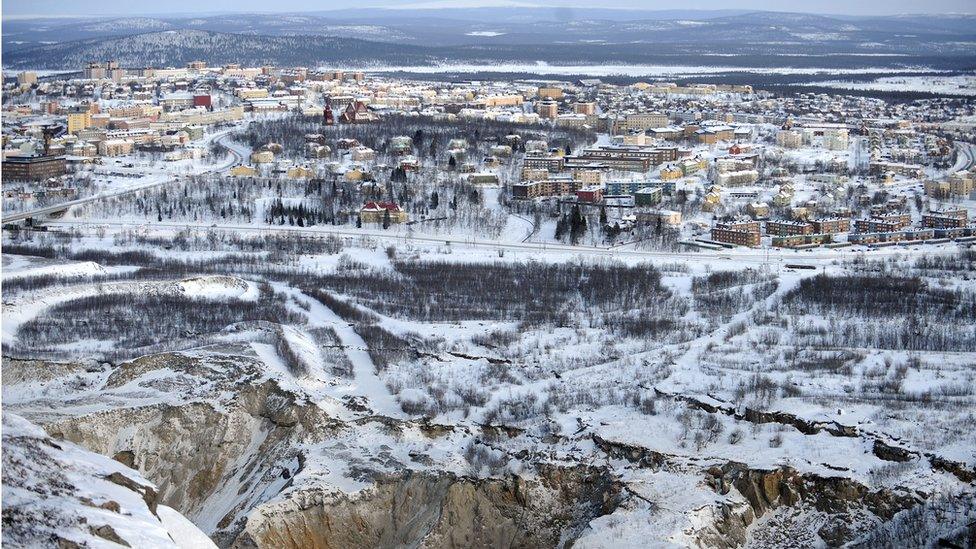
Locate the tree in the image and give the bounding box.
[555,214,567,240]
[569,204,587,244]
[430,191,439,210]
[382,208,391,230]
[356,215,362,228]
[599,205,607,226]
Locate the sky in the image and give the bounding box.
[3,0,972,18]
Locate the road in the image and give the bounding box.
[2,131,244,224]
[955,141,976,172]
[40,217,966,266]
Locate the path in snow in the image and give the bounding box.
[284,288,403,418]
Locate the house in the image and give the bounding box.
[250,150,274,164]
[637,209,681,227]
[746,202,770,219]
[467,172,500,186]
[360,201,408,224]
[350,146,376,162]
[340,101,378,124]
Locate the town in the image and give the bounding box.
[4,2,976,547]
[3,61,974,254]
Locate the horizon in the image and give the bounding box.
[3,1,973,19]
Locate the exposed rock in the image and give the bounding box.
[240,465,624,549]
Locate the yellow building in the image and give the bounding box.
[250,150,274,164]
[360,201,408,224]
[537,87,563,100]
[229,165,258,177]
[660,166,683,181]
[287,166,314,179]
[67,111,92,135]
[237,88,269,99]
[702,192,721,212]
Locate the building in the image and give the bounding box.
[855,213,911,233]
[574,102,597,115]
[635,209,681,227]
[772,233,833,248]
[623,112,669,132]
[537,86,563,100]
[922,209,968,229]
[776,130,802,149]
[67,109,92,135]
[2,155,67,182]
[715,170,759,187]
[576,186,604,203]
[849,229,935,245]
[523,155,565,172]
[711,220,761,247]
[925,173,975,198]
[98,139,134,156]
[160,93,195,112]
[606,180,659,196]
[192,94,212,109]
[360,201,408,224]
[811,218,851,234]
[566,146,678,172]
[17,71,38,86]
[536,100,559,119]
[765,220,814,237]
[634,187,663,206]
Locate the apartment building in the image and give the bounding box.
[811,217,851,234]
[711,220,761,247]
[776,129,803,149]
[537,87,564,100]
[855,213,912,233]
[1,155,67,182]
[523,154,565,172]
[512,175,579,199]
[925,172,975,198]
[623,112,669,132]
[566,146,678,172]
[765,220,814,237]
[922,209,968,229]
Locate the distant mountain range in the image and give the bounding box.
[3,9,974,70]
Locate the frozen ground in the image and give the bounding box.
[2,225,974,547]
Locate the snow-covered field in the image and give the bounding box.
[363,63,949,77]
[805,74,976,96]
[3,222,975,546]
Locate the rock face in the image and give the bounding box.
[1,413,202,548]
[44,375,336,544]
[6,351,337,546]
[241,465,624,549]
[698,463,920,547]
[4,348,969,549]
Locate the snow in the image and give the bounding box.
[157,506,218,549]
[1,413,185,548]
[178,275,256,300]
[365,63,947,78]
[804,74,976,96]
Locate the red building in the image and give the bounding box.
[576,185,604,203]
[192,94,212,110]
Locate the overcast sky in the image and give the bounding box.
[4,0,971,17]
